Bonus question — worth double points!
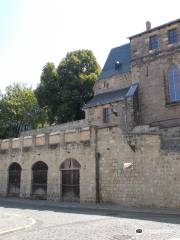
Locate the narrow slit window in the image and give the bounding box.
[103,108,109,123]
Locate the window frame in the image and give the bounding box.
[168,28,178,44]
[167,64,180,103]
[149,35,158,50]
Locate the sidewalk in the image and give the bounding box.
[0,211,34,235]
[0,197,180,216]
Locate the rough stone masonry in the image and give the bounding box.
[1,18,180,208]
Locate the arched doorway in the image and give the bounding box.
[32,161,48,199]
[60,159,81,202]
[8,162,21,196]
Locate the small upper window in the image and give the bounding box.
[115,61,121,70]
[168,64,180,102]
[149,35,158,50]
[168,29,178,44]
[103,108,109,123]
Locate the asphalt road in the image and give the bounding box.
[0,199,180,240]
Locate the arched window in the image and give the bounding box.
[8,162,21,196]
[32,161,48,199]
[60,159,81,201]
[168,64,180,102]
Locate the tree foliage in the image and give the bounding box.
[36,50,100,124]
[35,62,59,124]
[0,83,47,138]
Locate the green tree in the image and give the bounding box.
[36,50,100,124]
[35,62,58,123]
[0,83,47,138]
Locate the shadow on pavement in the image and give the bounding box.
[0,197,180,225]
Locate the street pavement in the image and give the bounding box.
[0,198,180,240]
[0,211,33,234]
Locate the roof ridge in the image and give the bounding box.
[110,42,130,51]
[83,83,138,109]
[94,86,130,96]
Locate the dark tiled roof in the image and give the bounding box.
[83,84,138,109]
[98,43,131,80]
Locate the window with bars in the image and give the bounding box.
[149,35,158,50]
[103,108,109,123]
[168,29,178,44]
[168,64,180,102]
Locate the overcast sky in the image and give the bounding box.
[0,0,179,91]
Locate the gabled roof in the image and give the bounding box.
[98,43,131,80]
[83,83,138,109]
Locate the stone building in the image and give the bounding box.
[1,18,180,208]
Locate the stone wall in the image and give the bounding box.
[130,21,180,125]
[130,21,180,62]
[94,72,132,95]
[133,51,180,125]
[86,102,125,127]
[85,97,136,132]
[20,119,87,137]
[1,123,180,208]
[97,126,180,208]
[0,126,96,202]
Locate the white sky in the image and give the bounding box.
[0,0,180,92]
